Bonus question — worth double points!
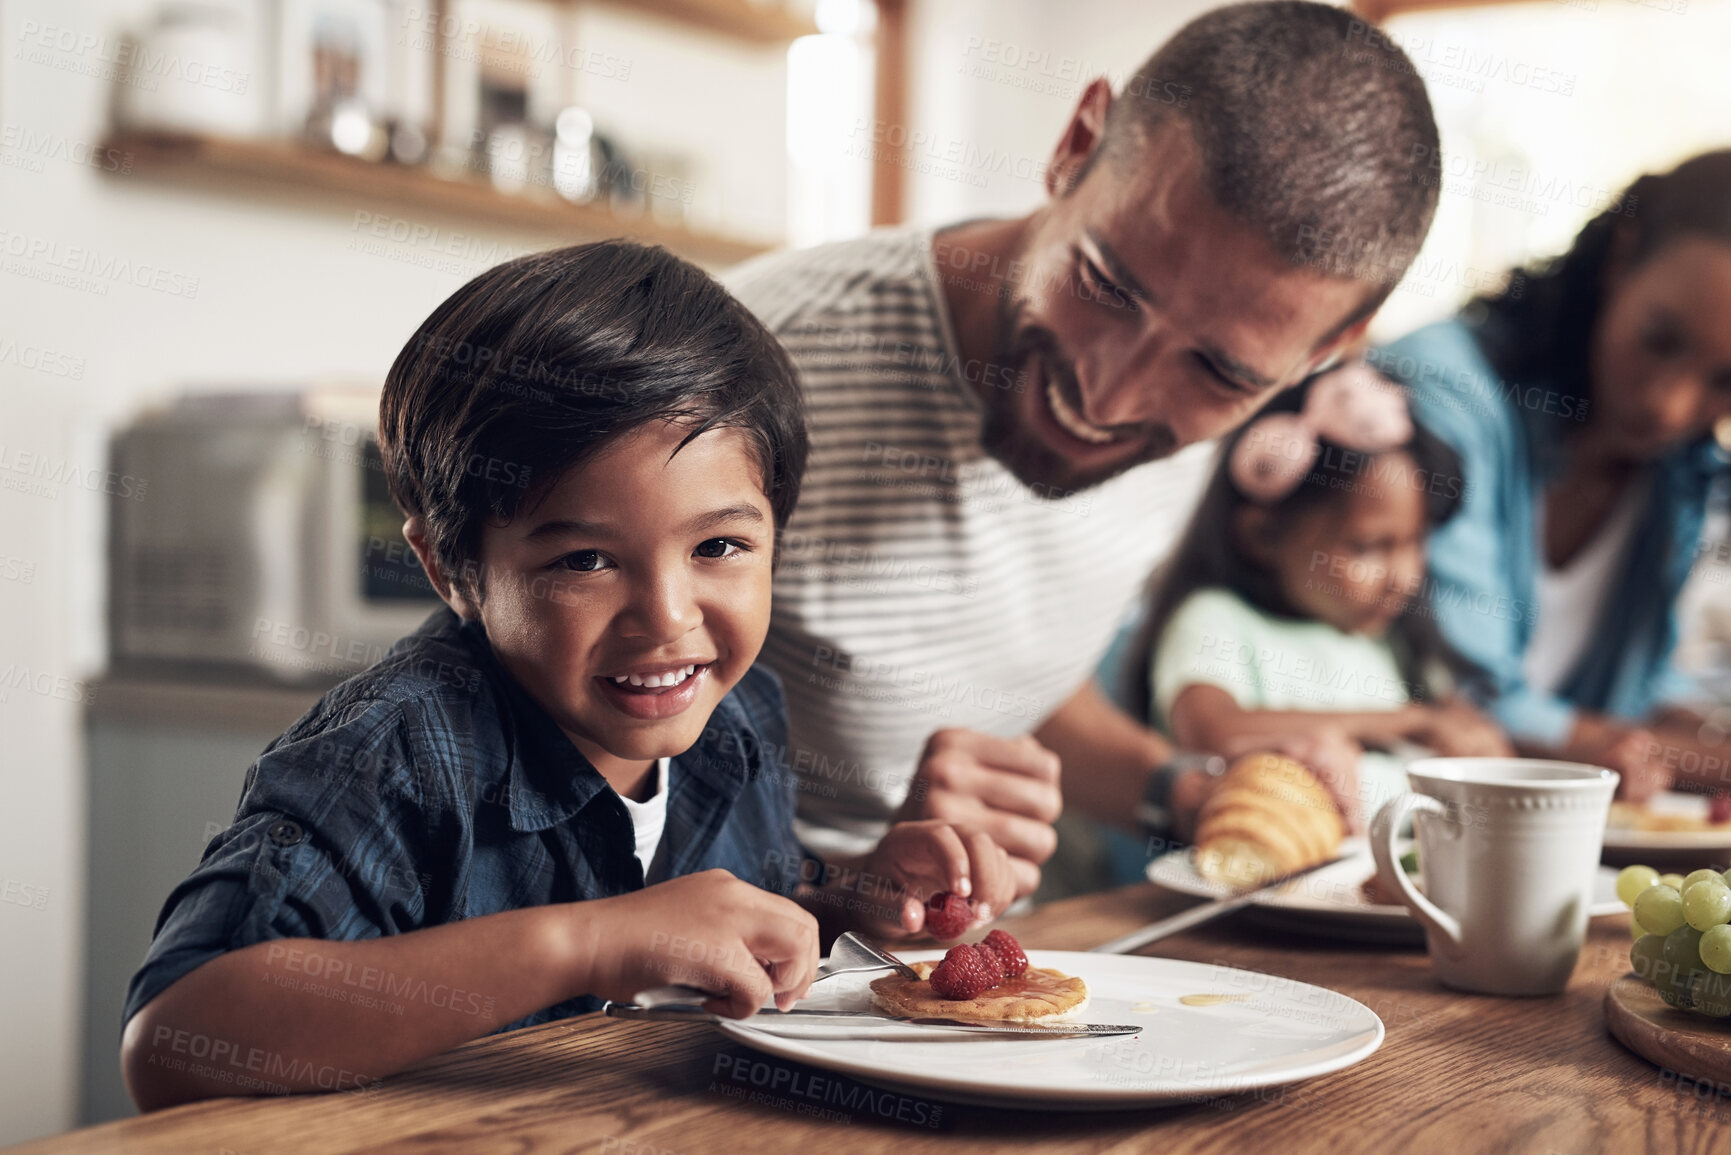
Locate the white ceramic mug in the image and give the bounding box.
[1371,758,1618,996]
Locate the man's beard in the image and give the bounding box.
[976,293,1179,497]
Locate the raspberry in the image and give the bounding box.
[974,940,1006,983]
[929,944,999,1000]
[979,929,1028,977]
[924,891,973,940]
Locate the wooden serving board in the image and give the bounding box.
[1604,972,1731,1085]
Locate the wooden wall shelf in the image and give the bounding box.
[102,131,775,266]
[583,0,819,42]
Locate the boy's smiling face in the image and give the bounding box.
[424,420,775,793]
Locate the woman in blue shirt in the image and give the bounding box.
[1375,150,1731,798]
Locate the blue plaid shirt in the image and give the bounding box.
[124,608,806,1032]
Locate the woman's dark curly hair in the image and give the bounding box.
[1463,149,1731,401]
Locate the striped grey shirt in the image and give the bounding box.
[728,228,1214,856]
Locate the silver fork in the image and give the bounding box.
[817,931,920,982]
[628,932,919,1009]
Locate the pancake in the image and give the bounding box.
[1609,800,1731,833]
[869,960,1089,1024]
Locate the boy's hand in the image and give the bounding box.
[851,820,1016,942]
[583,870,819,1018]
[896,729,1062,898]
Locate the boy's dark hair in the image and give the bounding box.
[1124,371,1478,723]
[1465,149,1731,412]
[378,241,807,603]
[1091,1,1439,330]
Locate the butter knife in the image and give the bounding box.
[602,1000,1140,1037]
[1092,855,1347,955]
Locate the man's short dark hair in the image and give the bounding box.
[378,240,807,603]
[1097,0,1440,314]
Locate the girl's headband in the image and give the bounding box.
[1227,363,1413,503]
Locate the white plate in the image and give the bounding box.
[1604,792,1731,851]
[714,950,1383,1110]
[1146,838,1625,943]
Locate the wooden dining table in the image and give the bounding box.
[12,882,1723,1155]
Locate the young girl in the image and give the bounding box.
[1129,362,1513,829]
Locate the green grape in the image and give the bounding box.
[1701,925,1731,974]
[1658,966,1696,1009]
[1695,968,1731,1017]
[1660,873,1688,890]
[1617,864,1661,907]
[1632,934,1669,984]
[1665,926,1707,972]
[1684,869,1725,893]
[1635,884,1687,936]
[1684,879,1731,931]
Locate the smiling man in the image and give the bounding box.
[729,1,1440,893]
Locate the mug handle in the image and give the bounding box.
[1370,793,1464,955]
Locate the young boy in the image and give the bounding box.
[121,242,1014,1110]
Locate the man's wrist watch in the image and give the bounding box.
[1137,752,1228,836]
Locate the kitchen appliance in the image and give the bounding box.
[108,388,440,684]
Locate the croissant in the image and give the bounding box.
[1194,753,1344,887]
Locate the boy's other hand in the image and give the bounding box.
[853,820,1016,942]
[583,869,819,1018]
[896,728,1061,898]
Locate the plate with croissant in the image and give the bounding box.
[1147,753,1623,943]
